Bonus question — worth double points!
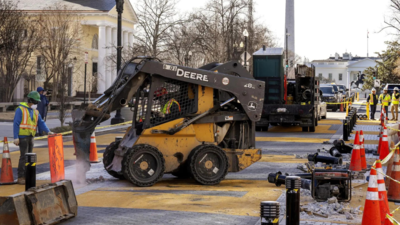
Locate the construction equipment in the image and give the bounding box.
[312,169,351,202]
[72,56,265,186]
[253,47,319,132]
[307,153,342,165]
[0,180,77,225]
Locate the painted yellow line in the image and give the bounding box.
[259,155,308,163]
[320,120,343,125]
[78,179,282,217]
[362,131,380,135]
[268,125,336,134]
[346,140,379,145]
[0,180,51,196]
[256,137,330,143]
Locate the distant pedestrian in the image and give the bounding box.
[13,91,53,184]
[367,88,378,120]
[36,87,48,121]
[392,87,400,121]
[379,87,391,118]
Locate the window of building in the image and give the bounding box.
[92,34,98,49]
[318,73,322,80]
[339,73,342,81]
[329,73,332,81]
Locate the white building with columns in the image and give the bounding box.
[15,0,137,100]
[311,53,381,88]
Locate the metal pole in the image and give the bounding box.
[111,0,125,125]
[84,63,87,106]
[286,176,300,225]
[25,153,37,191]
[286,28,288,77]
[260,201,280,225]
[244,36,247,70]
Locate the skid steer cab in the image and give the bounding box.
[72,57,265,187]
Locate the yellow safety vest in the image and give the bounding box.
[18,103,39,136]
[162,99,181,114]
[393,93,399,105]
[369,94,375,105]
[379,94,391,106]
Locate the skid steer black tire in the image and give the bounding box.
[189,145,228,185]
[122,144,165,187]
[103,141,125,180]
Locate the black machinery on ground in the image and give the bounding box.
[253,47,319,132]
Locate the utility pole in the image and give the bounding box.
[111,0,125,125]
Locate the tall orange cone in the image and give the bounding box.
[360,130,367,171]
[388,148,400,202]
[362,166,382,225]
[349,131,362,172]
[90,132,100,163]
[0,137,16,184]
[375,160,391,225]
[379,126,390,160]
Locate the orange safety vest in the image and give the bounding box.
[18,104,39,136]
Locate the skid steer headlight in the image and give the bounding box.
[277,108,287,113]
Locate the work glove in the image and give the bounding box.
[14,139,19,146]
[48,132,54,135]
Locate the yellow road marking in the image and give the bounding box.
[259,155,308,163]
[267,125,336,134]
[345,140,379,145]
[78,179,282,217]
[256,137,330,143]
[0,180,51,196]
[320,120,343,125]
[362,131,380,135]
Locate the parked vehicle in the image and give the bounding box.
[326,84,343,102]
[336,84,348,98]
[383,83,400,94]
[320,85,339,112]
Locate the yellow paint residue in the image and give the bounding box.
[0,180,51,196]
[259,155,308,163]
[256,137,330,143]
[267,125,336,134]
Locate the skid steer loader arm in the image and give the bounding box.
[72,56,265,179]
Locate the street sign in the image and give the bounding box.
[374,79,381,88]
[240,51,251,62]
[84,52,88,64]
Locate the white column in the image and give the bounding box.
[97,25,106,94]
[128,32,133,47]
[123,31,129,49]
[112,28,117,82]
[106,26,112,89]
[347,70,350,90]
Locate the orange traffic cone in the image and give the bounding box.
[0,137,16,184]
[362,166,382,225]
[379,127,390,160]
[359,130,367,171]
[388,148,400,202]
[90,132,100,163]
[349,131,362,172]
[375,160,391,225]
[385,146,397,189]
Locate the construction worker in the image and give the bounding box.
[392,87,400,121]
[379,87,391,118]
[13,91,53,184]
[367,88,378,120]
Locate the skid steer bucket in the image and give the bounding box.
[0,180,78,225]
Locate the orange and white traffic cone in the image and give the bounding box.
[375,160,391,225]
[379,126,390,160]
[360,130,367,171]
[388,148,400,202]
[361,166,382,225]
[349,131,362,172]
[0,137,16,184]
[90,132,100,163]
[385,146,397,189]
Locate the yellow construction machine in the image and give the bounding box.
[72,56,265,186]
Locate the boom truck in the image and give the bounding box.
[72,56,265,187]
[252,47,319,132]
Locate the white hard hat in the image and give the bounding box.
[372,88,376,92]
[395,87,399,91]
[384,87,388,91]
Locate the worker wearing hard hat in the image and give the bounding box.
[367,88,378,120]
[379,87,391,118]
[13,91,53,184]
[392,87,400,121]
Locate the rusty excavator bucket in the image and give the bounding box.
[0,180,78,225]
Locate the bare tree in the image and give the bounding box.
[0,1,41,102]
[381,0,400,35]
[133,0,184,58]
[37,4,83,126]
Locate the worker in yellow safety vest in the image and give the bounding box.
[13,91,53,184]
[392,87,400,121]
[367,88,378,120]
[379,87,391,118]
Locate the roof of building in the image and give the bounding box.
[312,56,380,63]
[253,47,284,56]
[17,0,116,12]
